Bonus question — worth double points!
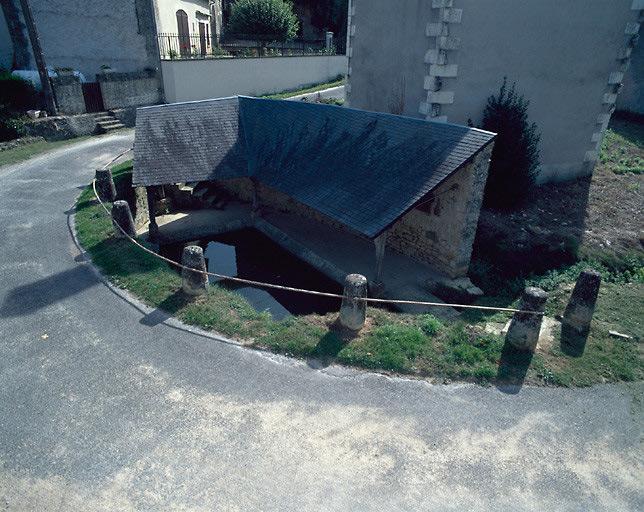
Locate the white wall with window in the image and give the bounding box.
[154,0,222,57]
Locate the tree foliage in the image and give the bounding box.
[481,78,541,210]
[227,0,299,41]
[294,0,348,37]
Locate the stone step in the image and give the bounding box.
[97,119,121,127]
[94,115,114,122]
[100,123,126,131]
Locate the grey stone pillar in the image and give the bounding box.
[95,169,117,202]
[182,245,208,296]
[505,287,548,352]
[561,269,601,354]
[111,200,136,238]
[325,31,334,51]
[339,274,367,330]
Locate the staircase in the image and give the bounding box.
[93,112,126,133]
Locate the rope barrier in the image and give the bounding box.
[91,178,544,316]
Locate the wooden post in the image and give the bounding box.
[146,186,159,240]
[18,0,57,115]
[374,233,387,282]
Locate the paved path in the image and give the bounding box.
[0,134,642,511]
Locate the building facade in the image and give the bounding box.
[154,0,223,58]
[0,0,159,78]
[346,0,642,183]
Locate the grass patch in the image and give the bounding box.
[0,136,92,167]
[599,117,644,175]
[261,76,346,100]
[74,158,643,388]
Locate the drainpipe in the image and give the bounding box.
[18,0,57,115]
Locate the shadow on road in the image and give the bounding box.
[0,265,99,318]
[495,341,534,395]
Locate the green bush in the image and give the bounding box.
[419,314,444,336]
[0,107,27,142]
[227,0,299,41]
[0,71,39,111]
[481,78,541,210]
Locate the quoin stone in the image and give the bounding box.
[95,169,117,202]
[339,274,368,331]
[561,269,601,353]
[505,287,548,351]
[181,245,209,296]
[111,200,136,238]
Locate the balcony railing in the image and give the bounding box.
[158,33,345,60]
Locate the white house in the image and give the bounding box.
[154,0,223,58]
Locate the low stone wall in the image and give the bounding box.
[25,114,99,141]
[51,75,86,115]
[97,70,162,110]
[111,107,137,128]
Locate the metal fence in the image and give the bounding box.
[157,33,345,60]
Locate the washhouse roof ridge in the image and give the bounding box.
[133,96,496,238]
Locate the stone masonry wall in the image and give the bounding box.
[50,75,86,115]
[98,70,162,110]
[387,146,492,278]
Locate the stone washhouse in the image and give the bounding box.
[132,97,496,312]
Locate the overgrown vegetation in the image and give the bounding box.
[74,150,643,387]
[481,78,541,210]
[0,71,40,141]
[227,0,300,41]
[600,112,644,175]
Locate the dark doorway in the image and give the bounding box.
[198,22,207,56]
[176,10,190,56]
[82,82,104,113]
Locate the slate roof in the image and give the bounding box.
[133,96,495,239]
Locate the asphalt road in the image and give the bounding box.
[0,133,642,511]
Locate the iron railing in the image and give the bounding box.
[157,33,345,60]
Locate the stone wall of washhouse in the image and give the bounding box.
[387,146,492,278]
[346,0,642,183]
[218,145,492,278]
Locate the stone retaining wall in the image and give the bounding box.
[51,75,86,115]
[25,114,99,141]
[97,70,162,110]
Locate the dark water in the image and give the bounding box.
[160,228,342,319]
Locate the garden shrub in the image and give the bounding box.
[227,0,299,41]
[0,71,39,111]
[0,107,27,141]
[481,78,541,210]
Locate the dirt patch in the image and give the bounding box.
[473,116,643,279]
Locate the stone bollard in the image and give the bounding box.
[505,287,548,351]
[95,169,117,202]
[181,245,208,296]
[111,200,136,238]
[339,274,368,331]
[561,269,601,355]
